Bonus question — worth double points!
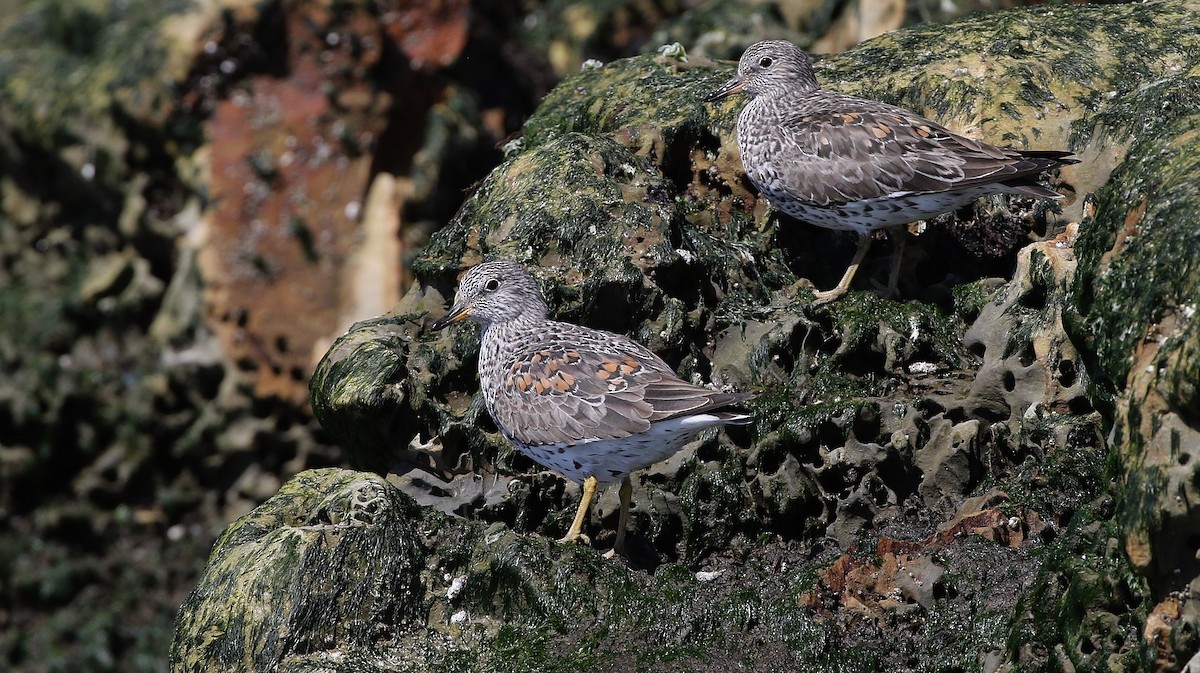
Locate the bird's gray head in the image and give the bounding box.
[706,40,818,102]
[432,260,548,331]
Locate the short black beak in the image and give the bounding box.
[705,74,745,102]
[432,303,472,331]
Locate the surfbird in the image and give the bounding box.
[707,40,1077,304]
[432,260,754,556]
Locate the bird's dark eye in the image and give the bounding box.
[484,278,500,292]
[758,56,773,68]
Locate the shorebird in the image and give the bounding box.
[433,260,753,556]
[707,40,1076,304]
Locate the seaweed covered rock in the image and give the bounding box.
[314,0,1109,553]
[170,467,1045,671]
[169,469,424,673]
[301,2,1200,672]
[1067,43,1200,672]
[0,0,507,668]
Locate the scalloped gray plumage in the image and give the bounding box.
[433,260,753,555]
[708,40,1078,303]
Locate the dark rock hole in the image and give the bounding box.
[756,447,785,475]
[1018,282,1046,310]
[767,495,820,541]
[196,363,225,401]
[660,124,701,197]
[878,453,921,502]
[250,396,277,420]
[945,406,968,424]
[770,346,796,376]
[1002,370,1016,392]
[853,405,881,442]
[694,439,724,464]
[1057,358,1077,387]
[1018,342,1036,367]
[972,403,1009,424]
[817,420,847,452]
[967,340,986,359]
[797,442,824,469]
[1053,507,1077,528]
[917,397,946,416]
[724,422,754,448]
[841,348,888,378]
[654,255,704,309]
[475,407,499,434]
[1067,396,1092,415]
[586,280,639,334]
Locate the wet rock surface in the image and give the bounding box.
[0,0,518,669]
[294,2,1199,671]
[3,0,1199,671]
[172,467,1039,672]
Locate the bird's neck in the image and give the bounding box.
[747,85,821,121]
[480,313,543,361]
[478,314,546,413]
[765,81,819,101]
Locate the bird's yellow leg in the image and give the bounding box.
[604,477,633,559]
[884,225,907,299]
[812,234,873,305]
[558,475,597,545]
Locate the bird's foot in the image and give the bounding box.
[556,531,591,546]
[811,286,849,306]
[601,538,628,559]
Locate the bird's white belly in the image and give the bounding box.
[513,414,739,484]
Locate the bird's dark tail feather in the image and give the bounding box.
[711,391,757,425]
[1019,149,1078,161]
[1004,150,1078,198]
[713,410,755,425]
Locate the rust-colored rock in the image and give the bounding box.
[800,537,945,619]
[201,4,391,403]
[801,501,1044,620]
[380,0,470,70]
[1145,595,1182,671]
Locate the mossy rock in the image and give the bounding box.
[172,468,1047,672]
[169,469,425,673]
[1063,12,1200,664]
[301,2,1200,671]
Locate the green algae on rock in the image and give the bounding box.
[1066,54,1200,671]
[174,468,1037,672]
[297,2,1200,672]
[169,469,424,673]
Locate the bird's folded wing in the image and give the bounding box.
[777,95,1039,204]
[492,331,747,446]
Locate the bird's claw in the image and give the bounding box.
[556,532,590,546]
